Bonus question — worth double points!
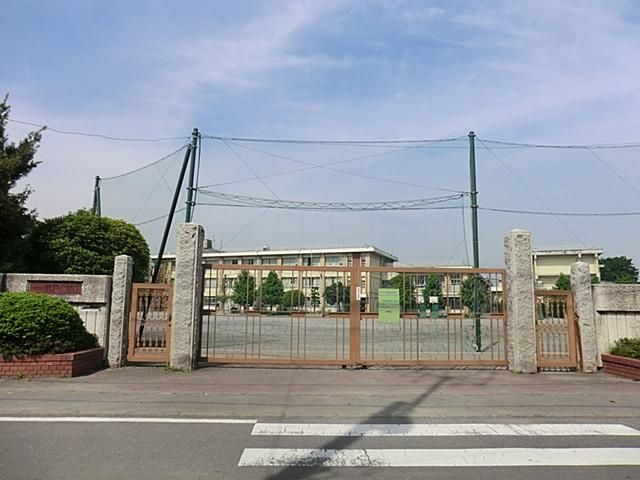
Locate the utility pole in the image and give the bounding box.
[469,131,479,268]
[468,131,482,351]
[152,141,193,283]
[185,128,199,222]
[92,176,101,216]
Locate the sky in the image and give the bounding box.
[2,0,640,267]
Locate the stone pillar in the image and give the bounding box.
[107,255,133,367]
[504,229,537,373]
[170,223,205,371]
[571,262,598,373]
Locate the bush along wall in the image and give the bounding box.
[602,337,640,381]
[0,292,103,378]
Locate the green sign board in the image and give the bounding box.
[379,288,400,324]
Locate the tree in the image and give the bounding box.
[461,275,491,314]
[282,289,306,309]
[28,210,150,281]
[601,256,638,284]
[388,274,417,311]
[258,271,284,308]
[554,272,572,290]
[324,282,350,312]
[0,94,44,272]
[232,271,256,307]
[309,287,320,312]
[422,274,442,306]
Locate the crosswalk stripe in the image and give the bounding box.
[251,423,640,437]
[238,447,640,467]
[0,416,257,424]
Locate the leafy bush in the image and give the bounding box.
[282,289,306,309]
[0,292,98,358]
[28,209,150,282]
[610,337,640,360]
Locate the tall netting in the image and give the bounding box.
[99,134,640,266]
[100,143,190,253]
[191,135,473,265]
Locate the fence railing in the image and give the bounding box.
[199,262,507,366]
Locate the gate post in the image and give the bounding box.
[504,229,537,373]
[170,223,205,371]
[571,262,597,373]
[107,255,133,367]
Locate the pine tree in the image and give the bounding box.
[259,271,284,308]
[0,94,44,271]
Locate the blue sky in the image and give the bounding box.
[3,0,640,266]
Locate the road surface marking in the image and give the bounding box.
[238,447,640,467]
[251,423,640,436]
[0,416,257,424]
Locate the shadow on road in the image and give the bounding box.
[264,374,450,480]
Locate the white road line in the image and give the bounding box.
[0,416,257,424]
[238,447,640,467]
[251,423,640,437]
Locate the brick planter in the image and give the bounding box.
[0,347,105,378]
[602,353,640,381]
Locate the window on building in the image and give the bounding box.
[303,256,320,266]
[302,277,320,288]
[325,256,344,266]
[261,258,278,265]
[242,258,256,265]
[282,257,299,266]
[282,277,296,288]
[223,258,238,265]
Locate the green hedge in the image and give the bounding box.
[610,337,640,360]
[0,292,98,359]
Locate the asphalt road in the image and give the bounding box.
[1,366,639,479]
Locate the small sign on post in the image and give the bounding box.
[378,288,400,324]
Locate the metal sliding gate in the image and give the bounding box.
[127,283,173,363]
[535,290,579,369]
[199,260,508,367]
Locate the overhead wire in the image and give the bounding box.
[7,118,190,143]
[479,207,640,216]
[196,190,465,211]
[478,138,587,247]
[221,139,280,200]
[478,137,640,150]
[101,144,189,181]
[586,147,640,198]
[223,140,466,194]
[202,133,467,145]
[198,141,465,192]
[134,208,186,226]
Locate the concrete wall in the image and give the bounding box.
[592,284,640,366]
[2,273,113,348]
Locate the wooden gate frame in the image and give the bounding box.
[127,283,173,363]
[535,290,579,369]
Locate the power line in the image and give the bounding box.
[7,118,190,143]
[478,137,640,149]
[202,133,467,145]
[478,138,587,246]
[480,207,640,216]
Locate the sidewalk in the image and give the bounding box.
[1,366,638,424]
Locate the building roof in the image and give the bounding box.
[154,245,399,262]
[533,246,603,256]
